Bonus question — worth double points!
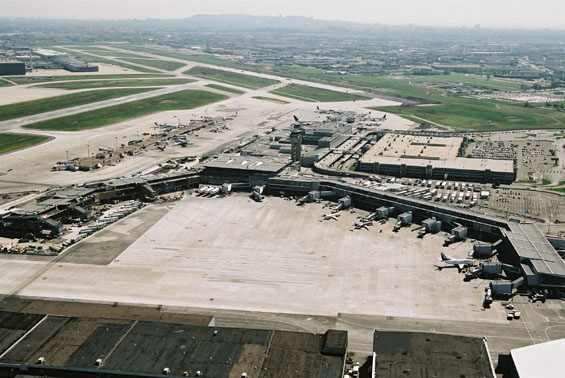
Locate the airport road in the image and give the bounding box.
[96,44,373,97]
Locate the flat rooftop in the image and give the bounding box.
[360,134,514,173]
[0,310,346,378]
[373,330,494,378]
[366,133,464,160]
[203,154,289,173]
[511,339,565,378]
[504,223,565,277]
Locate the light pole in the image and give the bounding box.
[115,136,118,150]
[66,150,69,161]
[87,144,90,159]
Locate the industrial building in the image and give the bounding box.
[0,310,347,378]
[51,54,98,72]
[497,338,564,378]
[202,155,289,186]
[0,60,25,75]
[371,330,494,378]
[358,133,516,184]
[0,48,98,74]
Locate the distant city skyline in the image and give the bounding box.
[2,0,565,30]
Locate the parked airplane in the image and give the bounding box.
[353,219,372,230]
[293,115,321,126]
[316,106,336,114]
[320,212,340,222]
[437,253,476,272]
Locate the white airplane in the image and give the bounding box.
[353,219,372,230]
[438,253,476,272]
[316,106,335,114]
[320,213,340,222]
[293,115,321,126]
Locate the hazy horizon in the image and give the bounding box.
[2,0,565,30]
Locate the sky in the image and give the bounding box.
[2,0,564,29]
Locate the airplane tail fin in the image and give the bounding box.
[293,115,299,122]
[440,253,449,261]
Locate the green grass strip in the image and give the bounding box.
[5,74,170,85]
[205,84,245,94]
[120,58,187,71]
[271,84,365,102]
[0,133,49,154]
[39,78,194,90]
[24,89,228,131]
[186,66,277,89]
[0,88,156,122]
[0,78,14,87]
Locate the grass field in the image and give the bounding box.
[0,133,49,154]
[373,98,565,131]
[0,88,156,122]
[24,89,228,131]
[186,66,277,89]
[121,58,186,71]
[97,45,565,132]
[118,45,258,70]
[65,47,146,59]
[0,78,14,87]
[252,96,290,104]
[403,74,524,92]
[75,53,161,73]
[205,84,244,94]
[271,84,365,102]
[5,74,169,85]
[39,78,194,90]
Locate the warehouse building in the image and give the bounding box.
[497,338,564,378]
[371,330,494,378]
[0,59,25,75]
[0,310,347,378]
[358,133,516,184]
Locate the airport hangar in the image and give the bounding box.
[357,133,516,184]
